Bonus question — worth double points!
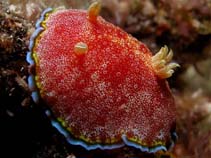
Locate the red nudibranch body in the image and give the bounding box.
[27,2,179,153]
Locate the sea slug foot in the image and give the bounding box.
[152,45,180,79]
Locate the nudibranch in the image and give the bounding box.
[27,1,179,153]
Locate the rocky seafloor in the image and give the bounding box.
[0,0,211,158]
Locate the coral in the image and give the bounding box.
[174,90,211,158]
